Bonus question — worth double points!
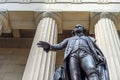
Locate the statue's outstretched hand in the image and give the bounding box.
[37,41,50,53]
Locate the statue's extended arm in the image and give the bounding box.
[37,38,69,53]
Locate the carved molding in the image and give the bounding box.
[73,0,81,3]
[0,9,11,33]
[89,12,119,34]
[19,0,31,3]
[0,0,120,3]
[98,0,108,3]
[34,11,63,33]
[100,12,118,27]
[45,0,56,3]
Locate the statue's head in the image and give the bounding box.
[72,24,86,36]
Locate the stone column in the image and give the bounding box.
[22,12,58,80]
[95,12,120,80]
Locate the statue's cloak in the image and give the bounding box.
[64,36,109,80]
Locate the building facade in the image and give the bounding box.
[0,0,120,80]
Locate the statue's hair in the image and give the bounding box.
[71,24,86,35]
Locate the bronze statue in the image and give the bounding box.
[37,24,109,80]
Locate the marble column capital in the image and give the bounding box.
[42,11,61,19]
[34,11,62,33]
[89,12,118,34]
[100,12,110,18]
[100,12,117,21]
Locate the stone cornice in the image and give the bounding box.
[0,4,120,12]
[0,0,120,3]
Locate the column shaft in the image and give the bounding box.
[95,18,120,80]
[22,17,57,80]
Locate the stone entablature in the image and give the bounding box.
[0,0,120,3]
[0,11,119,35]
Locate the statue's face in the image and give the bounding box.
[73,25,84,33]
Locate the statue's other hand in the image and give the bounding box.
[37,41,50,53]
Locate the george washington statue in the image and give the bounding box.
[37,24,109,80]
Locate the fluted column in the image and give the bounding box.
[95,13,120,80]
[22,12,58,80]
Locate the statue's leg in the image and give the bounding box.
[80,54,99,80]
[68,53,81,80]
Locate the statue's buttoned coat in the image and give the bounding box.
[50,36,109,80]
